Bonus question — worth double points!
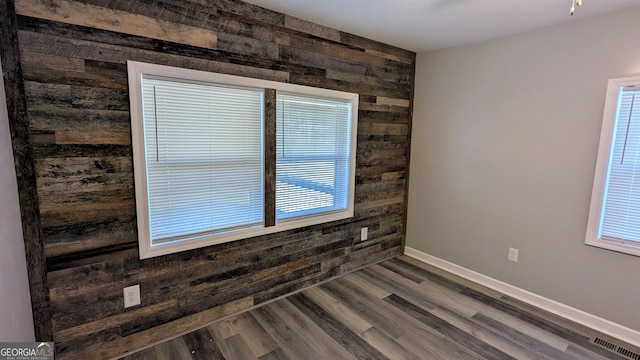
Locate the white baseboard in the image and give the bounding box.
[403,247,640,348]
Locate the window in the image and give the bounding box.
[585,75,640,256]
[128,61,358,258]
[276,93,351,220]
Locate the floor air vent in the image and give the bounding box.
[592,337,640,360]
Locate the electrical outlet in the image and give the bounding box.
[508,247,519,263]
[360,227,368,241]
[124,285,141,308]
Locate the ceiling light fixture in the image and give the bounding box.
[570,0,583,15]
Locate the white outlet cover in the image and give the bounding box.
[508,247,519,262]
[124,284,141,308]
[361,227,368,241]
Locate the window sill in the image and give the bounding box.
[140,208,353,259]
[585,238,640,257]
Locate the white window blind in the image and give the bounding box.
[142,77,264,244]
[276,93,352,220]
[600,88,640,244]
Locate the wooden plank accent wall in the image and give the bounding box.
[0,0,53,341]
[0,0,416,358]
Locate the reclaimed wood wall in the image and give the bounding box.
[0,0,415,358]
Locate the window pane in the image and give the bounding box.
[142,77,263,243]
[275,93,351,220]
[601,88,640,243]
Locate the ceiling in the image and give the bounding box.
[242,0,640,52]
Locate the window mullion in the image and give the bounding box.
[264,88,276,227]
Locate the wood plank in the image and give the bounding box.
[320,274,471,360]
[466,311,578,360]
[327,70,406,93]
[287,293,389,360]
[462,287,623,359]
[385,257,467,291]
[340,32,415,64]
[153,337,193,360]
[360,327,421,360]
[267,299,359,360]
[252,263,330,305]
[384,293,515,360]
[224,334,260,360]
[28,105,130,132]
[22,62,127,90]
[80,0,278,41]
[394,255,505,299]
[250,258,315,283]
[277,31,386,67]
[499,295,615,342]
[21,51,85,72]
[359,101,411,113]
[120,347,156,360]
[258,348,290,360]
[54,300,177,343]
[284,15,341,42]
[17,14,283,74]
[338,246,402,274]
[36,172,133,196]
[566,344,627,360]
[365,264,479,318]
[358,122,409,136]
[217,32,278,59]
[24,81,71,106]
[15,0,218,49]
[263,88,275,227]
[365,49,414,64]
[42,216,136,257]
[35,156,132,178]
[54,130,130,145]
[251,304,324,360]
[367,64,414,84]
[356,154,407,168]
[288,73,410,99]
[18,31,290,83]
[280,45,366,75]
[461,288,589,344]
[319,276,428,339]
[377,96,411,107]
[354,198,404,220]
[208,312,278,358]
[302,286,373,335]
[182,327,225,360]
[40,200,133,227]
[183,0,286,27]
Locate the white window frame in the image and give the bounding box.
[128,61,358,259]
[585,75,640,257]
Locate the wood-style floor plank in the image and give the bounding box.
[223,334,259,360]
[183,328,225,360]
[430,308,553,360]
[121,255,635,360]
[267,298,358,360]
[359,327,421,360]
[258,348,290,360]
[153,337,192,360]
[251,304,324,360]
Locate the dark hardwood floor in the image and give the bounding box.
[120,255,638,360]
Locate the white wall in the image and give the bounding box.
[408,7,640,331]
[0,60,35,341]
